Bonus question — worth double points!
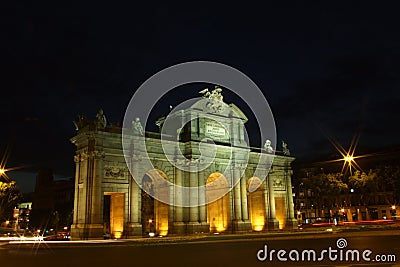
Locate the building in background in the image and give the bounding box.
[31,169,74,230]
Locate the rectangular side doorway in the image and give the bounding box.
[104,192,125,239]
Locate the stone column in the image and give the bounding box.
[86,150,105,239]
[240,172,249,221]
[232,165,252,232]
[72,154,80,225]
[199,169,206,222]
[198,169,209,233]
[71,153,82,239]
[188,160,200,233]
[266,174,279,230]
[285,167,298,228]
[173,165,185,234]
[233,169,242,221]
[79,152,88,226]
[127,155,142,237]
[240,170,252,232]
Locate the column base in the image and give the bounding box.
[232,220,252,233]
[199,222,210,233]
[172,222,186,235]
[285,218,299,229]
[266,219,280,230]
[186,222,206,234]
[126,222,142,237]
[71,223,104,240]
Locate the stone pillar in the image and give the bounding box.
[285,167,298,228]
[240,173,249,221]
[266,174,279,230]
[232,165,251,232]
[187,161,200,233]
[173,165,185,234]
[233,171,242,221]
[127,156,142,237]
[71,153,82,239]
[72,154,80,225]
[89,150,104,232]
[198,169,209,232]
[79,153,88,226]
[240,171,252,231]
[72,148,104,240]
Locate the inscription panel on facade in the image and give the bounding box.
[202,119,229,143]
[205,121,226,137]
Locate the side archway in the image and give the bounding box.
[141,169,169,236]
[206,172,230,233]
[247,177,266,231]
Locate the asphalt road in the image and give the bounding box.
[1,231,400,267]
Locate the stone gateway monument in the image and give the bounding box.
[70,89,297,239]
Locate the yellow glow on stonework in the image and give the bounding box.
[156,201,169,236]
[106,192,125,239]
[207,173,229,233]
[275,197,286,230]
[247,177,265,232]
[253,224,264,232]
[113,231,123,239]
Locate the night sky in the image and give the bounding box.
[3,2,400,192]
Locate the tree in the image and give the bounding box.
[300,172,348,212]
[0,180,21,222]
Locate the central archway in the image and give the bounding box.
[141,169,169,236]
[206,172,230,233]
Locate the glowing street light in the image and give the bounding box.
[321,131,367,175]
[344,155,354,163]
[392,205,396,210]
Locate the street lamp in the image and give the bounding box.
[344,155,354,162]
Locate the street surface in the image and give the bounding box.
[1,230,400,267]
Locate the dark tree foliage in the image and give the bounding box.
[0,180,22,221]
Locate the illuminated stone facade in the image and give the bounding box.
[70,96,297,239]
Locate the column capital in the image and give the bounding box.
[74,154,80,163]
[90,150,105,159]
